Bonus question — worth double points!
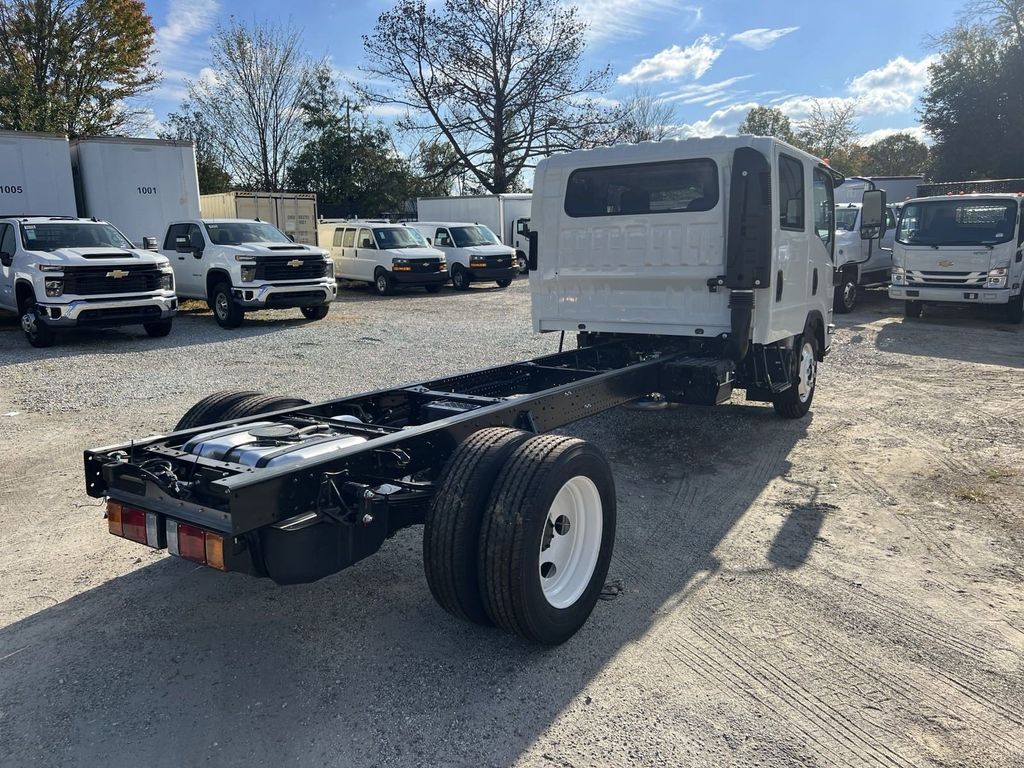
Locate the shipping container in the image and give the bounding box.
[0,130,77,216]
[71,137,201,246]
[200,192,319,245]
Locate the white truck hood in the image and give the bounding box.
[389,247,445,259]
[225,242,329,259]
[29,247,169,268]
[465,244,515,257]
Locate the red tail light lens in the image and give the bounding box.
[166,520,227,571]
[121,508,147,544]
[178,524,206,563]
[106,500,162,547]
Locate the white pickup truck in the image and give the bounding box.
[159,218,336,328]
[0,215,177,347]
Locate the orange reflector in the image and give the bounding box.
[204,533,226,571]
[107,500,123,536]
[178,524,206,563]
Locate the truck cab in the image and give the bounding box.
[159,218,336,328]
[889,194,1023,322]
[318,221,448,296]
[0,215,177,347]
[410,221,518,289]
[832,202,898,312]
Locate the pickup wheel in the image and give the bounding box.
[211,282,244,328]
[218,394,311,421]
[905,300,923,319]
[772,334,817,419]
[496,278,513,288]
[516,251,528,274]
[451,265,470,291]
[479,434,616,645]
[300,304,330,321]
[833,273,857,314]
[374,269,393,296]
[18,296,56,348]
[143,318,173,337]
[1006,292,1023,324]
[424,427,533,626]
[175,390,262,430]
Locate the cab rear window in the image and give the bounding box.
[564,159,718,217]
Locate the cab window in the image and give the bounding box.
[163,223,190,250]
[1,223,15,256]
[885,208,897,230]
[435,228,453,247]
[332,228,344,247]
[812,167,834,251]
[779,154,805,230]
[342,228,356,248]
[357,228,374,249]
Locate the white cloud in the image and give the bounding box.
[677,101,759,138]
[150,0,221,105]
[618,36,723,84]
[729,26,799,50]
[860,126,931,145]
[579,2,702,43]
[847,55,938,113]
[658,74,752,104]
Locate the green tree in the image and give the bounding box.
[359,0,611,193]
[737,106,795,143]
[860,133,929,176]
[0,0,159,135]
[158,108,232,194]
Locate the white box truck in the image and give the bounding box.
[70,137,201,247]
[201,192,318,246]
[0,130,77,216]
[835,176,923,205]
[416,194,532,272]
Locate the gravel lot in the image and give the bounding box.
[1,279,1022,767]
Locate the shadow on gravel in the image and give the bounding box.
[873,304,1023,368]
[0,402,808,767]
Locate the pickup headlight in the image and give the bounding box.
[240,265,257,282]
[438,261,447,271]
[891,267,906,285]
[35,264,64,272]
[158,270,174,291]
[45,279,63,297]
[987,267,1008,288]
[324,260,335,279]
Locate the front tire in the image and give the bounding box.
[479,434,616,645]
[905,300,923,319]
[300,304,330,320]
[833,273,857,314]
[19,296,56,348]
[144,318,173,337]
[772,334,818,419]
[516,252,528,274]
[175,390,262,430]
[211,282,244,328]
[374,270,393,296]
[451,265,470,291]
[1006,291,1023,324]
[496,278,513,288]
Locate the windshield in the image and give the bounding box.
[374,227,427,249]
[204,221,292,245]
[19,222,133,251]
[835,208,860,232]
[450,225,499,247]
[897,200,1018,246]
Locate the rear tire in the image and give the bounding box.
[1006,292,1023,324]
[904,300,923,319]
[211,282,244,328]
[479,434,616,645]
[175,390,262,430]
[300,304,330,320]
[374,270,393,296]
[451,265,470,291]
[19,296,56,348]
[772,334,818,419]
[833,274,857,314]
[218,394,311,421]
[144,318,173,337]
[496,279,513,288]
[424,427,533,625]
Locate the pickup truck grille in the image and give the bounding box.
[62,265,162,296]
[255,257,328,281]
[906,270,987,288]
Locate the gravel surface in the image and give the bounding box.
[1,280,1022,767]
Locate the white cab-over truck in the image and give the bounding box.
[831,202,898,313]
[85,137,870,647]
[889,194,1023,322]
[1,215,176,347]
[159,219,335,328]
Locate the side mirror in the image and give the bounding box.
[516,219,531,236]
[286,233,295,242]
[860,189,888,240]
[142,236,159,251]
[426,237,432,244]
[0,252,12,268]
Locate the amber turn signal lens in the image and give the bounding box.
[107,500,124,536]
[204,533,226,571]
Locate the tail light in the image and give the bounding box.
[166,520,227,571]
[106,500,163,547]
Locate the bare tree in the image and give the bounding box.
[188,19,316,191]
[795,100,859,161]
[609,87,677,144]
[359,0,611,193]
[966,0,1024,45]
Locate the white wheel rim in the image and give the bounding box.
[538,475,603,609]
[797,342,816,403]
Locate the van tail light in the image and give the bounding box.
[166,520,227,571]
[106,500,164,548]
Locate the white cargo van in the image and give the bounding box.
[410,221,518,289]
[416,194,532,272]
[889,194,1023,322]
[318,220,448,295]
[71,137,201,246]
[0,130,77,216]
[832,202,898,312]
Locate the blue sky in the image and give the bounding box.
[142,0,965,144]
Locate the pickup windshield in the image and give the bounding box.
[19,222,133,250]
[897,200,1018,246]
[450,226,499,247]
[835,208,860,232]
[374,227,427,249]
[204,222,292,245]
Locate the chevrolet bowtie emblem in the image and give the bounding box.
[107,269,130,278]
[288,259,303,267]
[938,260,954,267]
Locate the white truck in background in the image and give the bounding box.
[159,218,335,328]
[835,176,924,205]
[71,137,201,247]
[201,192,319,247]
[831,202,898,312]
[416,194,532,273]
[0,130,78,216]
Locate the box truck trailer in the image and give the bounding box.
[201,192,319,246]
[71,137,201,247]
[0,130,77,216]
[835,176,923,205]
[84,137,881,645]
[416,194,532,272]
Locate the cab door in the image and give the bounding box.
[0,223,16,309]
[772,151,813,339]
[434,227,460,271]
[355,227,378,280]
[162,222,206,298]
